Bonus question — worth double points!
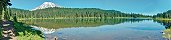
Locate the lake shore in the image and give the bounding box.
[154,19,171,39]
[13,22,44,40]
[17,18,169,40]
[163,28,171,40]
[154,18,171,20]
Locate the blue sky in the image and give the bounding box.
[11,0,171,15]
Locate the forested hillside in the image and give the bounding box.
[153,10,171,18]
[11,7,150,19]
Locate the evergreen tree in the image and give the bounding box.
[10,7,150,19]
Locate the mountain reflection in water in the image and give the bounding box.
[19,18,170,40]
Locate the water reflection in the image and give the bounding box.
[19,18,171,40]
[154,20,171,39]
[19,18,149,29]
[30,25,57,34]
[53,20,165,40]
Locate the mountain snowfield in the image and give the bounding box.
[31,2,62,11]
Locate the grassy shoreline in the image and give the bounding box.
[153,18,171,20]
[163,27,171,39]
[155,18,171,39]
[14,22,44,40]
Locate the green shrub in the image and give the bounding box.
[14,22,44,40]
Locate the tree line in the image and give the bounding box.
[0,0,12,38]
[0,0,12,20]
[153,10,171,18]
[10,7,150,19]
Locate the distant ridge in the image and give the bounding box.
[31,2,62,11]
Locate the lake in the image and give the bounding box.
[19,18,170,40]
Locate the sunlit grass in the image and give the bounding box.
[155,19,171,39]
[0,21,2,39]
[14,22,44,40]
[17,32,44,40]
[154,18,171,20]
[163,28,171,39]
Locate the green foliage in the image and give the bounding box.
[153,10,171,18]
[17,31,44,40]
[0,21,2,39]
[0,0,12,38]
[0,26,2,39]
[10,8,150,19]
[13,22,44,40]
[0,0,12,20]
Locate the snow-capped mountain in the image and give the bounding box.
[31,2,61,11]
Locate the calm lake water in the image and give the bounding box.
[19,18,169,40]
